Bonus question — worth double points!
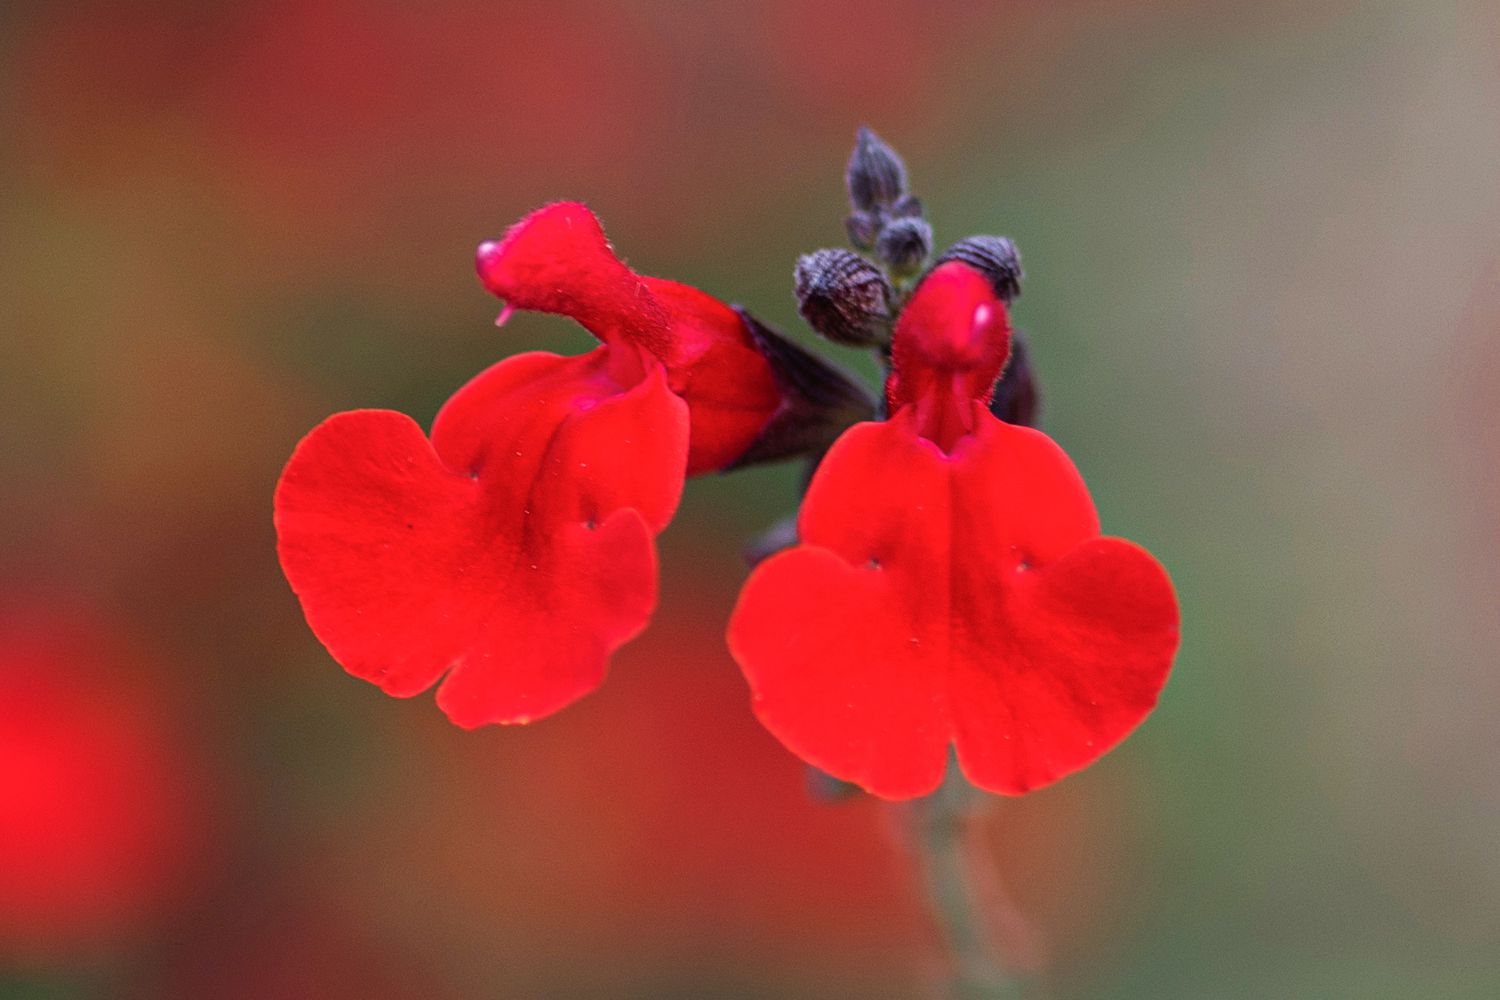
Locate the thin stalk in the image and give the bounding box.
[906,763,1039,1000]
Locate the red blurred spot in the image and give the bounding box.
[0,603,208,958]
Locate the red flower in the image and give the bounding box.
[275,202,861,728]
[728,261,1180,799]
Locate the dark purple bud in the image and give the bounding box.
[989,329,1040,427]
[795,249,893,347]
[845,211,880,251]
[874,216,932,278]
[935,235,1023,303]
[846,126,908,212]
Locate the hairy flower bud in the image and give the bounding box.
[846,126,908,212]
[845,211,879,252]
[935,235,1023,303]
[874,216,932,278]
[795,248,894,347]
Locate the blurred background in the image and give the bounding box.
[3,0,1499,997]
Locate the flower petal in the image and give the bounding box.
[730,420,956,797]
[430,348,684,533]
[949,536,1179,795]
[274,353,689,726]
[640,277,783,474]
[727,410,1178,799]
[475,201,672,358]
[887,261,1012,451]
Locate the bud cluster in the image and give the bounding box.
[844,127,932,278]
[789,126,1039,425]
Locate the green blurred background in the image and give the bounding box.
[3,1,1499,997]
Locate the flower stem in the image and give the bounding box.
[907,762,1037,1000]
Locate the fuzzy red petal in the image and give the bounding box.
[728,408,1178,799]
[274,351,689,727]
[475,201,672,360]
[887,261,1012,451]
[642,277,781,474]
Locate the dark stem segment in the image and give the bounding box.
[907,762,1038,1000]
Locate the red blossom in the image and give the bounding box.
[276,202,862,728]
[728,262,1180,799]
[276,203,701,728]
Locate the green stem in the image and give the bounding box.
[908,764,1035,1000]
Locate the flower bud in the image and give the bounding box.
[875,216,933,278]
[989,328,1040,427]
[795,248,893,347]
[844,211,879,252]
[935,235,1023,303]
[846,126,908,212]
